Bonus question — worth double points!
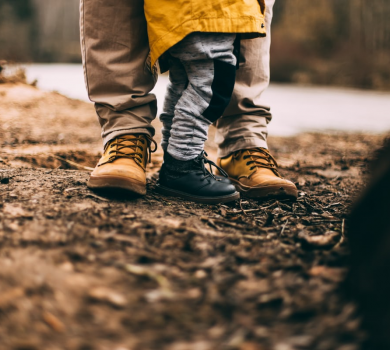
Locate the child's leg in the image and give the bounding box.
[167,33,237,161]
[159,59,188,152]
[157,33,239,204]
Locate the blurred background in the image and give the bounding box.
[1,0,390,135]
[1,0,390,90]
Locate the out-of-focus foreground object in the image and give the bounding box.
[348,137,390,349]
[0,60,6,73]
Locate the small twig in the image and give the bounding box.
[49,154,94,171]
[260,201,279,211]
[280,220,289,236]
[239,199,249,216]
[63,187,82,193]
[323,202,344,209]
[201,217,246,229]
[334,219,346,249]
[85,192,109,201]
[212,219,247,229]
[241,208,263,214]
[125,264,172,292]
[207,218,219,229]
[186,227,266,241]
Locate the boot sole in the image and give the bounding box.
[156,184,240,204]
[87,175,146,195]
[230,178,298,200]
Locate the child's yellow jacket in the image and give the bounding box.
[145,0,266,68]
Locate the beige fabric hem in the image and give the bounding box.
[218,136,269,158]
[102,128,153,147]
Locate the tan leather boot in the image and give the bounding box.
[217,148,298,199]
[87,134,157,195]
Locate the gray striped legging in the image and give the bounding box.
[160,32,237,161]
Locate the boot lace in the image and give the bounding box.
[237,148,281,177]
[100,135,157,169]
[197,151,229,181]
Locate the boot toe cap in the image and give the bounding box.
[208,181,237,196]
[237,175,298,199]
[88,160,146,194]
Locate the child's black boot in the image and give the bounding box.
[157,151,239,204]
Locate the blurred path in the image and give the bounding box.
[22,63,390,136]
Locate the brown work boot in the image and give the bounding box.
[217,148,298,200]
[87,134,157,195]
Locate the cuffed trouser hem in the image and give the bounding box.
[102,127,154,147]
[217,136,268,158]
[215,112,270,157]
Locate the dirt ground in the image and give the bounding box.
[0,83,387,350]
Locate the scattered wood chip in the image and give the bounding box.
[299,231,341,249]
[42,311,66,332]
[309,266,347,282]
[125,264,172,291]
[194,270,207,279]
[88,287,127,308]
[0,287,25,308]
[85,192,109,201]
[3,203,33,218]
[236,279,271,295]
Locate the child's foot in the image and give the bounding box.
[156,151,240,204]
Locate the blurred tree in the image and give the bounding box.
[0,0,389,89]
[32,0,80,62]
[270,0,390,89]
[0,0,34,19]
[0,0,37,61]
[0,0,80,62]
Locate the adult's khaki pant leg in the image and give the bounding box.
[215,0,275,157]
[80,0,157,146]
